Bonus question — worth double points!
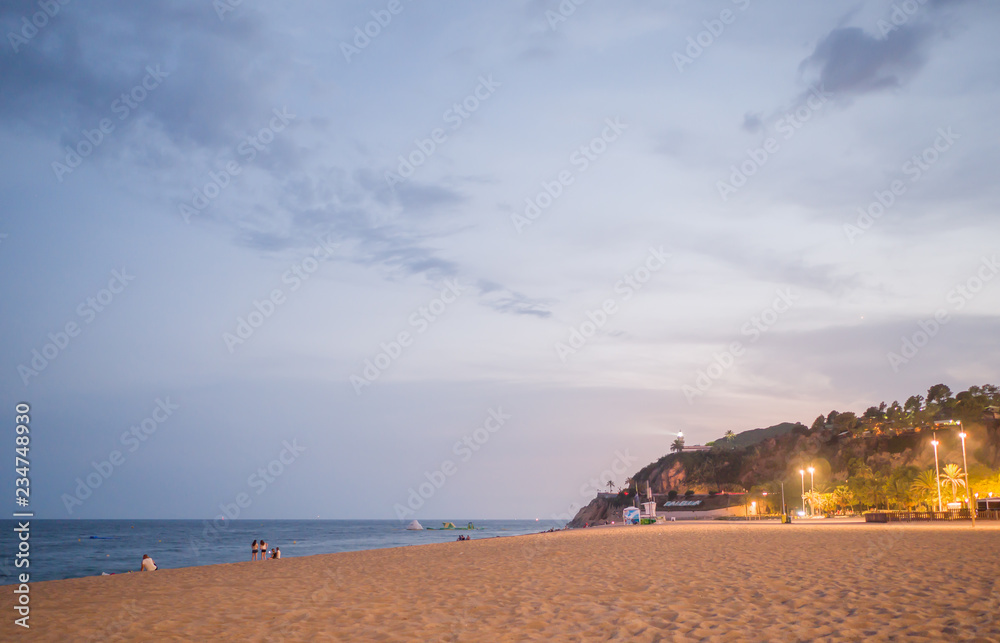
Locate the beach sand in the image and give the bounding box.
[7,521,1000,641]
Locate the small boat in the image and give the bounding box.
[427,522,481,530]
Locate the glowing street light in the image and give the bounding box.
[931,436,943,512]
[959,429,975,526]
[799,469,806,515]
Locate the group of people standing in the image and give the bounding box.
[251,539,280,560]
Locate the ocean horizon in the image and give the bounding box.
[0,519,559,584]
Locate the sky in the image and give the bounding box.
[1,0,998,521]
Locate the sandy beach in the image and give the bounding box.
[7,521,1000,642]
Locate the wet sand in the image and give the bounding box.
[7,521,1000,641]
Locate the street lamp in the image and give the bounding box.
[959,429,975,526]
[799,469,806,515]
[931,436,943,512]
[808,466,815,516]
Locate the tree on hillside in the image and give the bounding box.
[863,405,885,423]
[938,464,966,503]
[694,456,724,491]
[833,412,861,435]
[606,480,615,493]
[810,415,825,431]
[904,395,924,416]
[886,401,905,427]
[927,384,953,406]
[670,436,685,453]
[724,430,736,446]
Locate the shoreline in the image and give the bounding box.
[7,521,998,641]
[4,515,980,585]
[0,517,553,584]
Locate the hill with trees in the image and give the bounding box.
[568,383,1000,527]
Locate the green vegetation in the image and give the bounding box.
[630,383,1000,513]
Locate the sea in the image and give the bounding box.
[0,519,557,584]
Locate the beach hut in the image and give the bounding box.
[406,520,424,530]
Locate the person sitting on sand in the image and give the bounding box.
[140,554,157,572]
[252,539,258,561]
[272,547,281,559]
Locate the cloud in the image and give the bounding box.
[798,0,978,100]
[741,112,764,134]
[687,235,862,296]
[0,2,271,147]
[799,25,932,97]
[476,280,553,318]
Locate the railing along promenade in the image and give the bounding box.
[864,509,999,522]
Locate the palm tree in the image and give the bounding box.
[803,490,826,515]
[910,470,939,509]
[670,436,685,453]
[606,480,615,493]
[938,464,966,503]
[724,430,736,446]
[885,476,914,510]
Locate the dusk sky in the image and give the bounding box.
[1,0,998,521]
